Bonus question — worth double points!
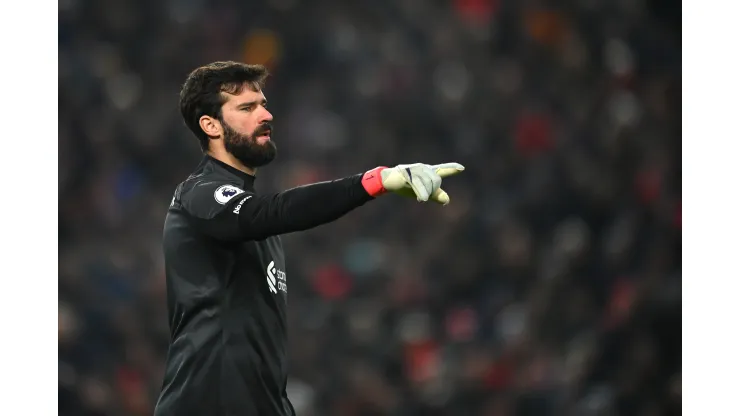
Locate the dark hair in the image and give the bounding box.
[179,61,269,151]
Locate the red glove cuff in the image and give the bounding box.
[361,166,388,197]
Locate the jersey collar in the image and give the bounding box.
[204,155,256,190]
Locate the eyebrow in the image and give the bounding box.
[236,99,267,109]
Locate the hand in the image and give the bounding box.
[362,162,465,205]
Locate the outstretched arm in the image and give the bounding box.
[182,162,464,242]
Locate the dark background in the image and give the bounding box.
[59,0,681,414]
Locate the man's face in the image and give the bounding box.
[219,85,276,168]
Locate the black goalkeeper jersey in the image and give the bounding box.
[154,156,373,416]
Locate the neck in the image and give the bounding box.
[207,148,257,176]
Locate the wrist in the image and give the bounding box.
[361,166,388,197]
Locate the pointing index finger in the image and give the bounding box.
[431,163,465,178]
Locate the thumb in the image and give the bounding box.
[430,188,451,205]
[431,163,465,178]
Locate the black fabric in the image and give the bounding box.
[155,156,373,416]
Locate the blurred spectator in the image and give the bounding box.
[59,0,680,414]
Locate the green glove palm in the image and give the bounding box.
[379,162,465,205]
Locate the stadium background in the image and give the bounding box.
[59,0,681,415]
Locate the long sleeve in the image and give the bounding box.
[180,174,374,242]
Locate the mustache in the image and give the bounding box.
[254,123,273,136]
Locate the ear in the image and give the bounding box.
[199,115,222,138]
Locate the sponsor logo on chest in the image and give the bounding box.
[266,260,287,294]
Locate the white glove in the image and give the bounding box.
[361,162,465,205]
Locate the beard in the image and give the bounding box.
[222,119,277,168]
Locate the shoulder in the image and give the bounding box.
[179,173,253,220]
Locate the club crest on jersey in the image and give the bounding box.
[266,260,287,294]
[214,184,245,205]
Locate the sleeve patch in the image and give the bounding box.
[214,184,245,204]
[232,195,252,214]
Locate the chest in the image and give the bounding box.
[240,236,287,297]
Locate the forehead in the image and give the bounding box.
[222,85,266,107]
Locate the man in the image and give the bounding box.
[155,61,463,416]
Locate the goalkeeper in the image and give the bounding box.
[154,61,464,416]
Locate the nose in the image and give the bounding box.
[261,107,273,122]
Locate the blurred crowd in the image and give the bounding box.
[59,0,681,415]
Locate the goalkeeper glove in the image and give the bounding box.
[361,162,465,205]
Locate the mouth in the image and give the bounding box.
[256,131,271,142]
